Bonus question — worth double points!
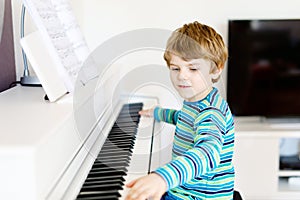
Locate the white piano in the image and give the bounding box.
[0,83,176,200]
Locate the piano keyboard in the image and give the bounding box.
[76,102,146,200]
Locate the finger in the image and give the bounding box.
[138,110,144,115]
[129,187,151,200]
[126,188,142,200]
[126,183,150,200]
[126,178,137,188]
[139,109,149,115]
[136,184,160,200]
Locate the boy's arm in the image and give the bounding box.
[154,108,224,190]
[153,107,179,125]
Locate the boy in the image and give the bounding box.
[126,21,235,200]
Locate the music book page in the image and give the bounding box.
[22,0,97,92]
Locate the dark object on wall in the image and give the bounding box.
[0,0,16,92]
[227,19,300,117]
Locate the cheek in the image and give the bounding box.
[193,71,211,85]
[169,72,177,85]
[189,77,208,91]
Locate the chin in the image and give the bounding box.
[178,94,194,101]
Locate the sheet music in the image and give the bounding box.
[22,0,97,92]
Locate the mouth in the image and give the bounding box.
[178,85,191,88]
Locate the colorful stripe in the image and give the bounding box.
[154,87,235,199]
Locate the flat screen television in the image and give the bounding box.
[227,19,300,117]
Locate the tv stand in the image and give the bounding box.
[266,117,300,124]
[233,117,300,200]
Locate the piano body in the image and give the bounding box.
[0,69,177,199]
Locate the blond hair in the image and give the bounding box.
[164,21,228,82]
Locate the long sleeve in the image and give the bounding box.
[153,107,179,125]
[155,108,224,190]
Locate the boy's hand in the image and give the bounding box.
[125,173,167,200]
[138,107,155,117]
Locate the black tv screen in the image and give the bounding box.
[227,19,300,117]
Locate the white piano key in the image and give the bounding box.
[119,115,156,200]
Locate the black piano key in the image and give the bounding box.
[87,170,127,177]
[91,164,129,171]
[109,129,136,134]
[97,155,131,162]
[108,132,136,138]
[100,149,133,155]
[101,144,132,151]
[103,138,135,144]
[110,127,137,131]
[97,152,133,157]
[95,155,131,163]
[102,141,133,147]
[113,122,139,128]
[90,166,128,173]
[93,161,130,173]
[102,143,133,148]
[114,119,139,123]
[77,195,120,200]
[101,147,132,153]
[119,108,142,114]
[118,112,140,117]
[105,135,135,140]
[80,182,123,191]
[97,155,131,161]
[110,128,137,133]
[116,116,139,123]
[85,174,125,182]
[98,152,132,158]
[83,178,124,186]
[109,128,137,132]
[77,190,121,199]
[112,122,138,126]
[98,148,133,156]
[96,156,131,163]
[120,106,140,111]
[108,132,136,136]
[107,135,136,140]
[102,140,135,147]
[106,138,135,145]
[122,102,143,107]
[117,114,140,119]
[106,135,135,140]
[96,153,132,160]
[92,159,129,166]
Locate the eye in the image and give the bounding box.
[190,68,198,71]
[170,66,179,71]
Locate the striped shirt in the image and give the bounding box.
[154,87,235,200]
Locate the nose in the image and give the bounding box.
[178,68,189,80]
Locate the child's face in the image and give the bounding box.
[169,54,215,102]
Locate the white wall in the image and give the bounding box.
[71,0,300,97]
[71,0,300,50]
[12,0,300,97]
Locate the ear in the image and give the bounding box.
[211,68,223,79]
